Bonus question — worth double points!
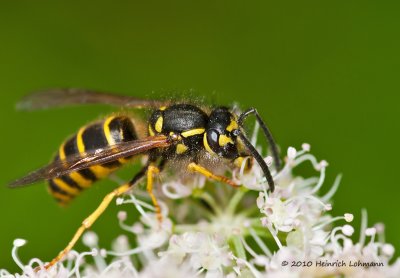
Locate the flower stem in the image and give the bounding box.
[229,235,247,260]
[227,187,248,215]
[198,192,222,215]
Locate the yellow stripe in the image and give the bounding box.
[90,165,113,179]
[181,128,205,138]
[53,178,80,195]
[119,158,130,164]
[104,116,131,164]
[226,120,238,132]
[59,142,67,160]
[218,134,233,146]
[76,125,113,179]
[69,172,92,188]
[159,106,167,111]
[103,116,117,145]
[155,116,163,133]
[77,127,86,153]
[203,133,216,155]
[50,191,72,203]
[59,140,92,187]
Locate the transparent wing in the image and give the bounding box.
[17,88,170,111]
[9,135,171,187]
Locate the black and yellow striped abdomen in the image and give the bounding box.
[48,115,138,205]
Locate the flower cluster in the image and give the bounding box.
[1,131,399,277]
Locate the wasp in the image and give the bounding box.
[9,88,281,269]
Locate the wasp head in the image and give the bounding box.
[205,106,278,193]
[204,107,241,160]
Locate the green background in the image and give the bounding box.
[0,0,399,272]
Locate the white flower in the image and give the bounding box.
[2,138,399,278]
[162,175,206,199]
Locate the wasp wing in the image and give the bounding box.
[9,135,171,187]
[17,88,170,111]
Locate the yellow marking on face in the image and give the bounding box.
[155,116,163,133]
[53,178,80,195]
[148,125,155,136]
[203,133,216,155]
[181,128,205,138]
[176,143,188,154]
[218,134,233,146]
[226,120,238,132]
[159,106,167,111]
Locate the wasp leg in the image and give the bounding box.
[42,167,147,270]
[187,162,239,188]
[146,164,163,223]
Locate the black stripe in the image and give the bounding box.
[63,135,98,182]
[63,136,76,157]
[108,116,138,143]
[108,116,137,160]
[82,122,120,169]
[59,175,83,190]
[102,161,121,168]
[149,110,163,132]
[82,122,109,150]
[48,180,72,196]
[78,168,98,182]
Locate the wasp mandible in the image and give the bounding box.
[9,88,281,269]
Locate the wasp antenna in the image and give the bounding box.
[238,108,281,170]
[237,132,275,193]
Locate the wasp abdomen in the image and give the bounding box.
[48,116,138,205]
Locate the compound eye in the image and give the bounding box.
[205,129,238,159]
[206,129,220,153]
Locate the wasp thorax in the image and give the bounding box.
[204,107,239,159]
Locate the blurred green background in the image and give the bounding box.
[1,0,399,272]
